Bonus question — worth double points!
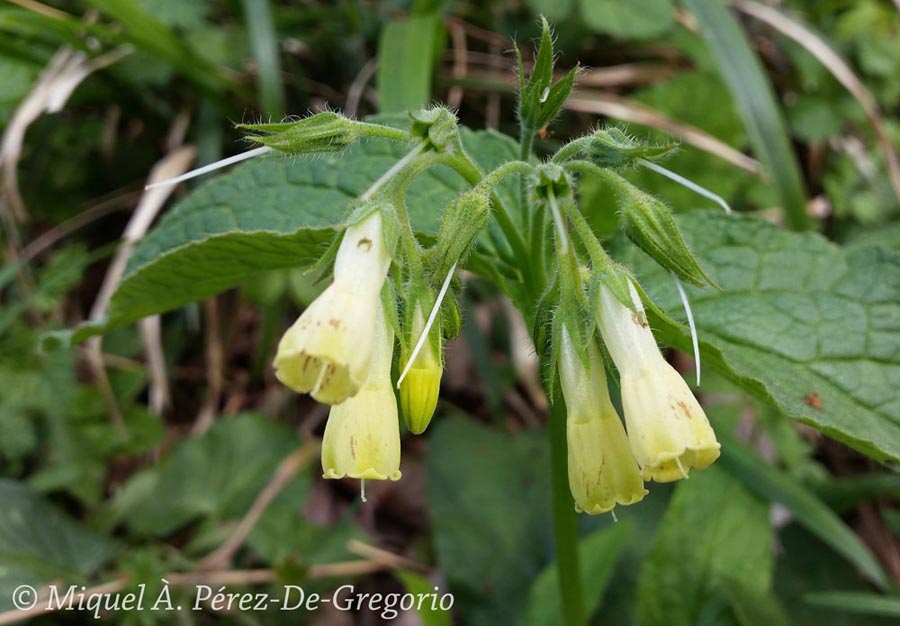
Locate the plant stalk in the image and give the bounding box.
[548,397,587,626]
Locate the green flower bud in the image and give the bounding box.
[435,191,490,275]
[399,305,443,435]
[238,112,360,154]
[613,177,715,288]
[440,295,461,340]
[588,127,677,169]
[530,164,574,207]
[409,107,459,151]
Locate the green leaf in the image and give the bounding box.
[377,14,441,113]
[47,129,518,348]
[683,0,810,230]
[396,570,453,626]
[579,0,674,39]
[107,414,309,537]
[628,211,900,463]
[0,480,119,611]
[637,467,774,626]
[427,416,551,626]
[518,522,631,626]
[804,592,900,619]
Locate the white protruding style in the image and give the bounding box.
[397,262,456,388]
[640,159,732,215]
[672,274,701,387]
[145,146,273,190]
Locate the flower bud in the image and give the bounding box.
[558,328,647,514]
[435,191,489,275]
[595,282,720,482]
[409,107,459,151]
[588,127,677,169]
[322,305,401,481]
[399,305,442,434]
[238,112,360,154]
[274,210,392,404]
[614,179,714,288]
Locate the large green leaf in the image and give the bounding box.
[637,467,777,626]
[427,417,551,626]
[629,211,900,463]
[0,480,119,611]
[46,129,518,348]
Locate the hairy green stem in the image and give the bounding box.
[444,150,532,282]
[354,122,411,143]
[548,397,587,626]
[541,191,587,626]
[551,136,592,163]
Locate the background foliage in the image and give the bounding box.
[1,0,899,624]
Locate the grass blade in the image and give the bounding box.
[683,0,810,230]
[376,14,441,113]
[241,0,285,117]
[735,0,900,214]
[805,592,900,618]
[717,430,892,590]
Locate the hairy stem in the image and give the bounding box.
[548,397,587,626]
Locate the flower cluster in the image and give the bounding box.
[100,18,726,521]
[555,278,720,514]
[534,157,721,513]
[274,208,416,482]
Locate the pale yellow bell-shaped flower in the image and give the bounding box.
[399,305,442,434]
[321,304,402,481]
[274,211,391,405]
[558,328,647,514]
[595,282,720,482]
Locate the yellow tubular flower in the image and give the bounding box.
[558,328,647,514]
[322,305,402,481]
[595,282,720,482]
[399,305,442,435]
[274,211,392,405]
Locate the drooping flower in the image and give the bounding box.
[558,328,647,514]
[398,304,442,434]
[274,209,392,404]
[322,304,402,481]
[595,282,720,482]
